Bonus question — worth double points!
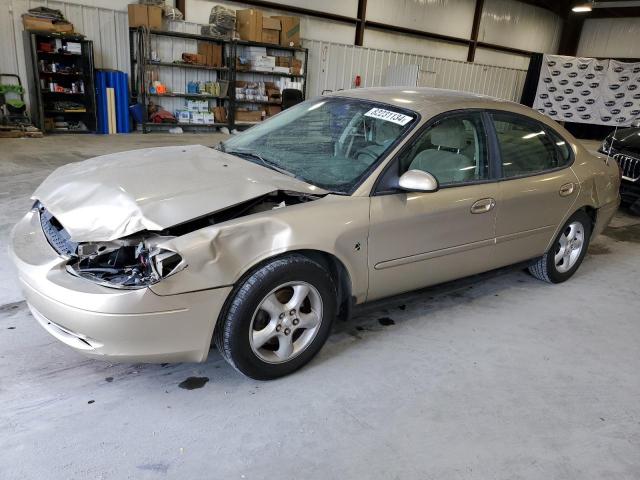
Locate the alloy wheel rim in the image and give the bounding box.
[554,221,585,273]
[249,281,323,364]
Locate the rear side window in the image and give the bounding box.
[491,113,571,178]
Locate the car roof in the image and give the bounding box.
[327,86,541,121]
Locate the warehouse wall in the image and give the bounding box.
[304,39,527,102]
[187,0,356,44]
[186,0,562,68]
[577,17,640,59]
[1,0,539,115]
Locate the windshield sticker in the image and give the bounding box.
[364,108,413,126]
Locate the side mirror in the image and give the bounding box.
[398,169,439,192]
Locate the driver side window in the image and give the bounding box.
[398,113,488,186]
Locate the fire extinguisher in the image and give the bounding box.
[354,75,361,88]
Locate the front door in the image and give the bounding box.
[367,111,499,301]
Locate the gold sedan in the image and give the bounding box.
[10,88,621,379]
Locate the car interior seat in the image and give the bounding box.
[409,121,475,184]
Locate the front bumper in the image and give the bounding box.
[9,210,232,363]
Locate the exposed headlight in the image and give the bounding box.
[67,235,186,289]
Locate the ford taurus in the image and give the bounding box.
[10,88,621,379]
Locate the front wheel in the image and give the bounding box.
[528,210,592,283]
[214,254,336,380]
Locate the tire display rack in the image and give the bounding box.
[129,28,309,133]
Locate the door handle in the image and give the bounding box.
[470,198,496,214]
[559,183,575,197]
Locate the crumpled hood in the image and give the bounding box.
[33,144,324,242]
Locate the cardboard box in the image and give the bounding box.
[266,105,282,116]
[235,109,263,122]
[273,66,290,74]
[261,29,280,45]
[245,46,267,57]
[148,6,162,29]
[273,15,300,47]
[262,17,281,30]
[266,87,281,103]
[176,110,190,124]
[276,56,291,67]
[211,44,222,67]
[197,43,223,67]
[236,9,263,42]
[190,112,205,124]
[252,56,276,69]
[203,112,215,124]
[128,4,162,29]
[213,106,227,123]
[182,53,206,65]
[23,15,73,33]
[290,57,302,75]
[261,17,281,44]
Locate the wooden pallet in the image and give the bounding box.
[0,125,43,138]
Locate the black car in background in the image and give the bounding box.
[600,122,640,215]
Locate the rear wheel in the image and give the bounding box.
[528,210,592,283]
[214,254,336,380]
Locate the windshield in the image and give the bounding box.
[222,97,418,193]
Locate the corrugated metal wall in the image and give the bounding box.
[1,0,528,112]
[305,39,528,102]
[577,17,640,59]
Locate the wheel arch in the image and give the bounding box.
[214,249,355,339]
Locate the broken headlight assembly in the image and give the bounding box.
[66,236,186,289]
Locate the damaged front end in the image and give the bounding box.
[37,201,185,289]
[36,190,322,290]
[66,236,185,289]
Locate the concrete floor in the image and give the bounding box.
[1,133,639,479]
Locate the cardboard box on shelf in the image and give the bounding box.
[245,46,267,57]
[266,105,282,116]
[266,87,281,103]
[235,109,263,122]
[273,66,290,74]
[148,6,162,29]
[176,110,190,124]
[290,57,303,75]
[23,15,73,33]
[261,17,281,45]
[190,112,205,124]
[182,53,206,65]
[262,17,281,31]
[128,4,162,29]
[203,112,215,124]
[213,106,227,123]
[261,29,279,45]
[276,56,291,67]
[251,56,276,69]
[236,57,250,72]
[236,9,263,42]
[128,5,147,27]
[272,16,300,47]
[197,43,223,67]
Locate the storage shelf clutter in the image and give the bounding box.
[129,6,308,133]
[23,31,97,133]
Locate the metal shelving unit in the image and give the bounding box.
[23,31,96,133]
[129,27,309,132]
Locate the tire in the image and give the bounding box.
[214,254,337,380]
[528,210,592,284]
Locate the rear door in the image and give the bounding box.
[489,111,579,266]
